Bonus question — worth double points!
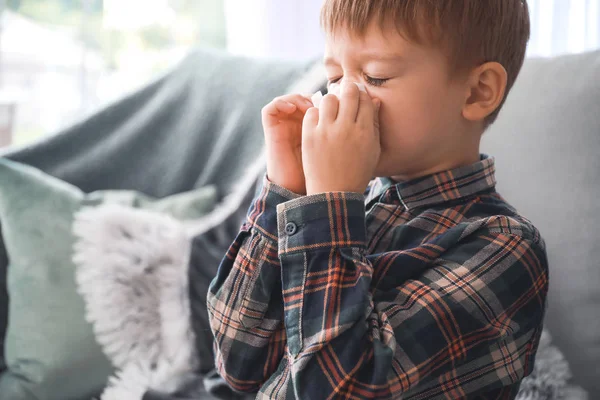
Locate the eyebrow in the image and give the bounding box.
[323,53,404,66]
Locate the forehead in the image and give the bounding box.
[324,23,409,58]
[323,22,426,65]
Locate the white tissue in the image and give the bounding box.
[311,82,367,109]
[311,91,324,108]
[328,83,341,97]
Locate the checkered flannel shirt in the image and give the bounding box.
[207,155,549,399]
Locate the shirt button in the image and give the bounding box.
[285,222,298,236]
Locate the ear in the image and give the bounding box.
[462,62,508,122]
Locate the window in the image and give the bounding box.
[0,0,226,147]
[528,0,600,57]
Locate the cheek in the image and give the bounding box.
[378,98,434,142]
[379,82,453,136]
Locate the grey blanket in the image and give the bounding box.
[0,47,324,393]
[0,48,314,197]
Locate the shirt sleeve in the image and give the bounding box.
[206,175,301,393]
[276,192,549,399]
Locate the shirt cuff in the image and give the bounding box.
[276,192,367,255]
[246,174,303,240]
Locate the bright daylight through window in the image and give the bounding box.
[0,0,226,147]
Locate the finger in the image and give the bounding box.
[372,99,381,137]
[319,94,339,124]
[338,82,361,122]
[261,100,293,128]
[262,98,295,117]
[281,93,315,112]
[303,107,319,131]
[301,91,313,98]
[357,89,375,129]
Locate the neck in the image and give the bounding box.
[390,150,481,182]
[391,125,483,182]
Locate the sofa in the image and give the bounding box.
[482,49,600,398]
[0,47,597,399]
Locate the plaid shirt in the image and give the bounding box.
[207,155,549,399]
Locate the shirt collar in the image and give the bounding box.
[369,154,497,211]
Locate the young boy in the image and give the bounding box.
[208,0,549,398]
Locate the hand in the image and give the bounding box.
[302,82,381,195]
[262,94,314,194]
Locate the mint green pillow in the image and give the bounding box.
[0,159,217,400]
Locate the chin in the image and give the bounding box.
[374,154,406,178]
[374,164,400,179]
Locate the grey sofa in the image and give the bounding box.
[0,47,598,398]
[482,50,600,397]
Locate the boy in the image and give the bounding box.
[208,0,548,398]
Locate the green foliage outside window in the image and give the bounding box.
[6,0,226,70]
[1,0,227,146]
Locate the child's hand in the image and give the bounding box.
[302,82,381,195]
[262,94,314,194]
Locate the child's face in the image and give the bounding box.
[324,22,480,181]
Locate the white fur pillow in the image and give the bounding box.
[73,205,198,399]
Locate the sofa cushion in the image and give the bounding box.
[0,234,6,373]
[482,49,600,397]
[0,158,219,400]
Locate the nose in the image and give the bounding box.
[339,76,361,87]
[329,80,368,97]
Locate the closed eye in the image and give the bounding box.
[327,76,389,88]
[327,77,342,88]
[364,75,389,87]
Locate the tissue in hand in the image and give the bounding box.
[311,82,366,108]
